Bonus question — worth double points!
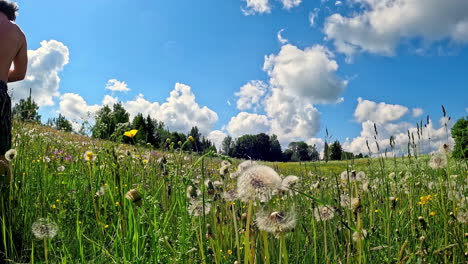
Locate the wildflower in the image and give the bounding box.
[418,195,433,205]
[83,151,96,162]
[43,156,51,163]
[186,185,200,199]
[104,225,109,229]
[352,229,368,242]
[4,149,17,161]
[236,164,282,202]
[188,199,212,216]
[57,166,65,172]
[32,218,59,239]
[428,153,447,169]
[227,249,233,255]
[429,211,436,216]
[314,205,335,221]
[255,210,297,238]
[188,136,194,142]
[123,129,138,138]
[125,189,143,206]
[340,194,351,208]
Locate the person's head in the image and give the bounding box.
[0,0,18,21]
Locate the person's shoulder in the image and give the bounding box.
[11,22,26,42]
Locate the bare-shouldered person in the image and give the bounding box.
[0,0,27,183]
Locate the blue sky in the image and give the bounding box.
[9,0,468,154]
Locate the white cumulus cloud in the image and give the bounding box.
[105,79,130,92]
[235,80,267,111]
[59,83,218,136]
[324,0,468,58]
[264,44,347,104]
[242,0,271,15]
[279,0,301,9]
[207,130,228,152]
[9,40,69,107]
[354,97,408,124]
[227,112,271,138]
[412,108,423,117]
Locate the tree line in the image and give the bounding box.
[11,94,468,160]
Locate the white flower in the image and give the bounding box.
[188,199,212,216]
[57,166,65,172]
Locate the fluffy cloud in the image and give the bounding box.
[105,79,130,92]
[343,117,454,156]
[9,40,69,107]
[354,97,408,124]
[235,80,267,111]
[59,83,218,135]
[59,93,100,121]
[279,0,301,9]
[277,29,288,44]
[207,130,227,151]
[264,44,347,104]
[324,0,468,57]
[412,108,423,117]
[229,44,347,147]
[227,112,271,138]
[242,0,271,15]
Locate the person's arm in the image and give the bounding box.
[8,32,27,83]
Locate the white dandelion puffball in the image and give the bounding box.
[5,149,17,162]
[32,218,59,239]
[236,164,282,202]
[256,210,297,237]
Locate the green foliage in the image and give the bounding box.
[452,117,468,159]
[12,93,41,122]
[230,133,282,161]
[92,103,130,141]
[329,140,343,161]
[47,114,73,132]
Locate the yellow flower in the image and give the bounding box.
[188,136,194,142]
[123,129,138,138]
[104,225,109,229]
[115,202,120,206]
[227,249,233,255]
[418,195,433,205]
[51,204,56,209]
[374,209,380,213]
[430,211,436,216]
[83,151,96,161]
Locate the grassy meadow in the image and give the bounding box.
[1,121,467,263]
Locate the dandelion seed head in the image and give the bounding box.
[314,205,335,221]
[281,175,299,191]
[230,160,256,179]
[236,165,282,202]
[188,199,212,216]
[352,229,367,242]
[255,210,297,237]
[4,149,17,161]
[428,153,447,169]
[57,166,65,172]
[32,218,58,239]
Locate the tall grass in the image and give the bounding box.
[0,120,466,263]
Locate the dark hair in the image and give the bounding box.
[0,0,18,21]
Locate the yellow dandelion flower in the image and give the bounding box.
[51,204,56,209]
[227,249,233,255]
[374,209,380,213]
[123,129,138,138]
[430,211,436,216]
[188,136,194,142]
[115,202,120,206]
[418,195,433,205]
[104,225,109,229]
